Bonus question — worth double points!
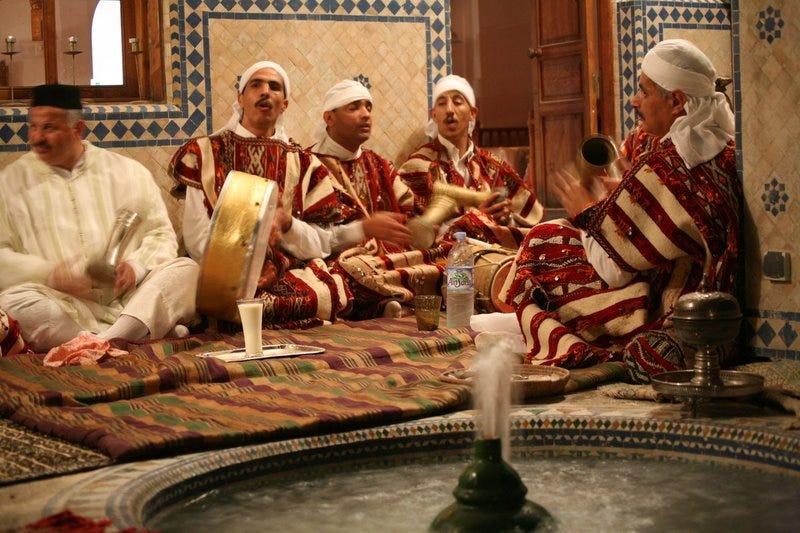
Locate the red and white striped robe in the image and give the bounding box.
[398,139,543,249]
[170,131,351,327]
[503,137,740,367]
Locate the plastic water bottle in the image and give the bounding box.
[445,232,474,328]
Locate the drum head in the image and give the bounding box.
[197,171,279,322]
[491,260,515,313]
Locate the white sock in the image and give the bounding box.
[97,315,149,341]
[166,324,190,338]
[382,300,403,318]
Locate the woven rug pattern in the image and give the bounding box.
[0,318,475,460]
[0,418,111,486]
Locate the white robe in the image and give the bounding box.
[0,142,197,350]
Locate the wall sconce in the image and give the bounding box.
[2,35,20,104]
[64,36,82,86]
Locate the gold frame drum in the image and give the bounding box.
[196,171,279,323]
[472,246,516,313]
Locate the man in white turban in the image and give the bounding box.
[397,74,543,249]
[502,39,741,383]
[309,79,446,320]
[170,61,353,328]
[311,79,413,253]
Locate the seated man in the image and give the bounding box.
[310,79,413,255]
[170,61,351,327]
[397,75,543,249]
[0,84,198,352]
[310,79,445,318]
[502,39,740,383]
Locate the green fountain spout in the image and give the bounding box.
[430,438,553,532]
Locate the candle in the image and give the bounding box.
[68,35,77,52]
[5,35,15,54]
[129,37,140,53]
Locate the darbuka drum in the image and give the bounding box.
[196,171,279,323]
[472,246,516,313]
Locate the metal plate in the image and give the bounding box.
[651,370,764,399]
[198,344,325,363]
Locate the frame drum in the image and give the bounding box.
[473,246,516,313]
[196,171,279,322]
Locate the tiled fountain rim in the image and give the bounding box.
[40,409,800,529]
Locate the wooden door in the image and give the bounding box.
[528,0,606,219]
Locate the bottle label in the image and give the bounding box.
[447,266,474,292]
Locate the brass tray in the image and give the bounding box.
[198,344,325,363]
[441,364,570,399]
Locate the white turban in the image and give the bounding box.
[314,79,372,142]
[214,60,291,141]
[641,39,734,168]
[426,74,477,139]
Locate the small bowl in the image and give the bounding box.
[441,364,570,400]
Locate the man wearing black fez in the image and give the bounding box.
[0,84,199,356]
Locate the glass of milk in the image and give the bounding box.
[236,298,264,355]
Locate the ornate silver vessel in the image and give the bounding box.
[651,289,764,412]
[87,209,142,283]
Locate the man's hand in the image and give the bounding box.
[274,203,293,232]
[551,169,599,218]
[46,260,93,299]
[478,192,512,225]
[269,202,293,247]
[362,212,412,248]
[113,261,136,296]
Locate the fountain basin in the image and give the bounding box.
[37,406,800,531]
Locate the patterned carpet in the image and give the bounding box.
[0,318,477,464]
[0,418,111,486]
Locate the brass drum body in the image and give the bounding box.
[196,171,279,323]
[407,183,493,250]
[575,134,621,186]
[472,246,516,313]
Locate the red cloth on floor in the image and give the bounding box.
[17,509,150,532]
[43,333,128,367]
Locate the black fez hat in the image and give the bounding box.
[31,84,83,110]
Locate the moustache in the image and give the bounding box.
[32,141,51,149]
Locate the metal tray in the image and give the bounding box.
[198,344,325,363]
[651,370,764,399]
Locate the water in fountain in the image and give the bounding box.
[471,334,518,458]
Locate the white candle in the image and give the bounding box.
[129,37,140,53]
[5,35,14,54]
[68,36,77,52]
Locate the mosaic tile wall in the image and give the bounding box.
[737,0,799,360]
[615,0,800,360]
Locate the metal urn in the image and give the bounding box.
[651,289,764,410]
